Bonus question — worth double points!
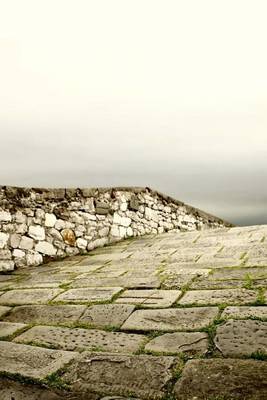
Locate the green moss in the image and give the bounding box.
[243,274,253,290]
[250,350,267,361]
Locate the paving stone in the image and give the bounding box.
[0,378,65,400]
[0,305,11,318]
[10,274,73,289]
[174,358,267,400]
[115,289,181,308]
[161,274,196,289]
[0,321,27,338]
[5,305,86,325]
[178,288,257,305]
[0,289,62,305]
[53,287,123,304]
[62,352,177,398]
[121,307,218,331]
[145,332,209,355]
[0,377,99,400]
[71,275,160,289]
[0,341,77,379]
[222,306,267,320]
[190,278,245,289]
[14,325,146,353]
[210,266,267,280]
[214,319,267,357]
[79,304,135,328]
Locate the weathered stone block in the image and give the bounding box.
[62,353,177,398]
[14,325,146,353]
[174,359,267,399]
[35,241,57,256]
[28,225,45,241]
[214,319,267,357]
[145,332,209,356]
[0,232,9,249]
[0,341,77,379]
[122,307,219,331]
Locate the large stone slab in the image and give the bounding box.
[174,358,267,399]
[71,275,160,289]
[121,307,218,331]
[190,278,245,289]
[145,332,209,355]
[210,266,267,280]
[14,325,146,354]
[0,321,27,338]
[178,289,257,305]
[0,305,11,318]
[0,341,77,379]
[79,304,135,328]
[0,289,62,305]
[222,306,267,320]
[214,319,267,357]
[62,352,177,398]
[115,289,181,308]
[5,305,86,325]
[0,378,65,400]
[53,287,123,304]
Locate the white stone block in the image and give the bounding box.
[120,202,128,212]
[76,238,87,250]
[0,211,11,222]
[45,213,57,227]
[145,207,159,222]
[110,225,120,237]
[13,249,25,258]
[35,241,56,256]
[113,213,131,227]
[127,227,133,236]
[14,211,27,224]
[0,260,14,272]
[0,232,9,249]
[26,252,43,266]
[19,236,34,250]
[28,225,45,241]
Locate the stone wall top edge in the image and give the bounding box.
[0,185,234,227]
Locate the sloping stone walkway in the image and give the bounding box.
[0,225,266,399]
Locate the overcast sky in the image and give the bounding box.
[0,1,266,226]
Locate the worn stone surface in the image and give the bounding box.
[222,306,267,320]
[53,287,123,303]
[0,223,266,397]
[0,341,77,379]
[0,289,62,305]
[79,304,135,328]
[174,358,267,399]
[214,319,267,357]
[145,332,209,355]
[178,288,257,305]
[122,307,218,331]
[115,289,181,308]
[0,305,11,317]
[5,305,86,325]
[14,325,146,353]
[0,321,26,338]
[0,378,65,400]
[62,352,177,398]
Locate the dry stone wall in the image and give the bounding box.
[0,186,233,271]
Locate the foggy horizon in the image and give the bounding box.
[1,1,266,227]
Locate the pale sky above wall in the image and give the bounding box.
[0,0,266,226]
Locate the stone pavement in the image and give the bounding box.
[0,225,266,399]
